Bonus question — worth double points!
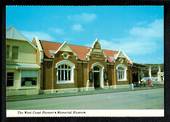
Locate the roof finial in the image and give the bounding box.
[95,38,99,42]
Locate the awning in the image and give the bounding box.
[6,63,40,69]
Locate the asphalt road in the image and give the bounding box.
[6,88,164,109]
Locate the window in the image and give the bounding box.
[6,45,10,58]
[56,60,75,84]
[117,64,127,81]
[7,72,14,86]
[21,70,38,87]
[12,46,19,59]
[57,64,71,82]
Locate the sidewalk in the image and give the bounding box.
[6,84,164,102]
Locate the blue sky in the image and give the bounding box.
[6,6,164,64]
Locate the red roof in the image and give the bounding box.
[40,40,118,60]
[103,49,118,57]
[69,44,91,60]
[41,40,62,58]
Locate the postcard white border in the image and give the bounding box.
[6,109,164,117]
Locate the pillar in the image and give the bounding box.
[86,80,89,91]
[100,67,104,88]
[113,65,117,89]
[51,60,54,93]
[86,63,90,91]
[157,65,161,82]
[149,66,152,78]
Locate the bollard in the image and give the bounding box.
[130,83,134,90]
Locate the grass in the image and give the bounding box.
[6,84,164,102]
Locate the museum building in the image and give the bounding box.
[33,38,133,93]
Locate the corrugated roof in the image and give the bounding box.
[6,27,28,41]
[40,40,119,61]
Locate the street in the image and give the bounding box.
[6,88,164,109]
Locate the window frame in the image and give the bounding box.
[116,64,127,81]
[12,46,19,60]
[21,70,38,88]
[6,45,10,59]
[56,60,75,84]
[7,72,14,87]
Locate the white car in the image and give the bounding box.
[141,77,159,85]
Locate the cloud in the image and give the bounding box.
[100,39,158,55]
[49,28,64,35]
[100,19,163,53]
[68,13,97,23]
[21,30,55,41]
[129,19,163,39]
[96,19,163,63]
[135,21,148,26]
[71,24,84,32]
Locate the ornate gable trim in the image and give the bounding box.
[54,41,77,56]
[115,50,133,64]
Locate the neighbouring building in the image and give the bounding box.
[6,27,41,96]
[132,63,164,84]
[144,64,164,83]
[33,38,133,94]
[131,63,146,84]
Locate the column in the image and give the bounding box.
[157,65,161,82]
[129,66,133,84]
[16,69,21,89]
[149,66,152,78]
[113,65,117,89]
[51,61,54,93]
[86,64,89,91]
[100,67,104,88]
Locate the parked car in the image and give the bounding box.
[141,77,159,86]
[141,77,151,86]
[141,77,149,82]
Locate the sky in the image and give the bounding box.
[6,6,164,64]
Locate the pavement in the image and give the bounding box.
[6,87,164,109]
[6,84,164,102]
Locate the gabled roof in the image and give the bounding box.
[54,41,77,57]
[115,50,133,64]
[6,27,28,41]
[69,44,91,60]
[40,40,119,61]
[103,49,118,57]
[103,49,118,62]
[40,40,62,58]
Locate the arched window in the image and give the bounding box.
[116,64,127,81]
[56,60,75,84]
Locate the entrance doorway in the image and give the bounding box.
[93,66,101,89]
[132,73,138,83]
